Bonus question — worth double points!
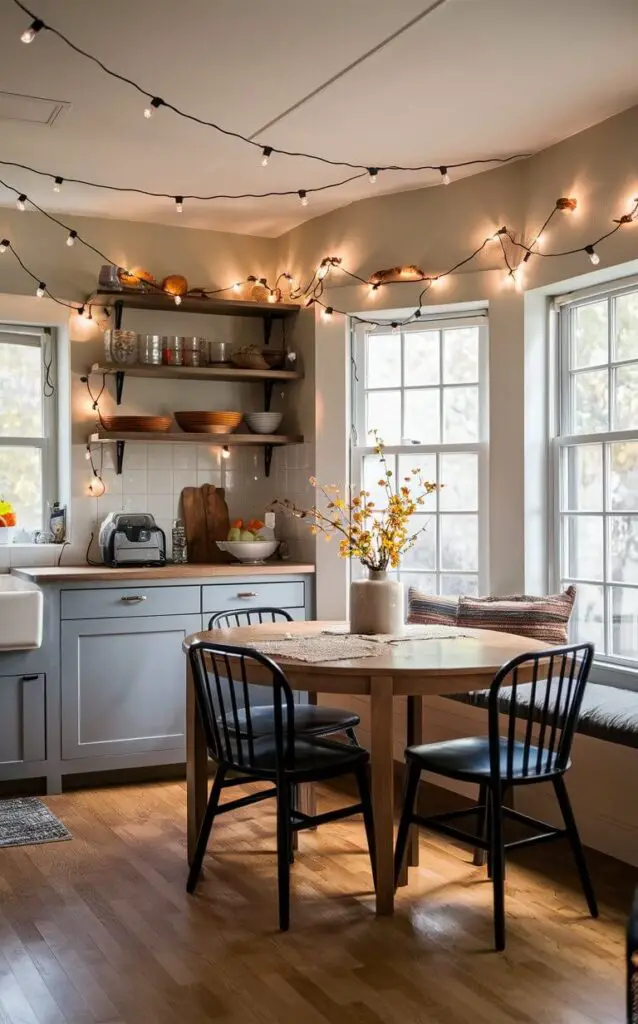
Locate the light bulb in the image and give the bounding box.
[430,276,444,288]
[439,166,450,185]
[369,283,380,296]
[556,197,577,214]
[368,167,379,184]
[21,19,43,43]
[391,323,399,333]
[322,306,334,320]
[317,263,329,280]
[303,296,314,308]
[585,245,600,265]
[222,446,230,460]
[174,294,182,305]
[298,190,308,206]
[175,196,183,213]
[66,230,77,247]
[232,282,241,292]
[53,177,63,192]
[261,146,272,167]
[16,195,27,211]
[85,447,92,461]
[77,305,85,317]
[492,226,507,242]
[88,475,105,497]
[0,240,8,254]
[267,290,277,303]
[144,97,162,119]
[36,282,46,298]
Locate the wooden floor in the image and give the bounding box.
[0,779,631,1024]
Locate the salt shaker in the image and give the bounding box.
[172,519,187,564]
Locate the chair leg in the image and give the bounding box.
[552,775,599,918]
[276,781,292,931]
[354,762,377,889]
[490,785,506,951]
[473,781,488,866]
[289,784,297,862]
[393,762,421,888]
[345,726,359,745]
[186,765,226,895]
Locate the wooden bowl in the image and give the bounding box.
[101,415,172,433]
[174,411,242,433]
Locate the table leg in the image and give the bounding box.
[186,658,208,865]
[406,695,423,870]
[370,676,395,915]
[297,692,317,824]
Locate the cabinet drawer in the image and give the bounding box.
[202,581,305,615]
[61,585,200,620]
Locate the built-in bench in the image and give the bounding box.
[449,681,638,749]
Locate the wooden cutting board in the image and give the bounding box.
[180,485,231,563]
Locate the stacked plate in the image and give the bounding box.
[174,411,242,434]
[101,415,173,432]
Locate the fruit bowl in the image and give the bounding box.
[216,540,278,564]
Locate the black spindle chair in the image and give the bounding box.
[187,640,376,930]
[628,890,638,1023]
[394,642,598,950]
[208,608,360,742]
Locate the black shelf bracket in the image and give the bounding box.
[263,313,273,346]
[115,440,125,475]
[263,379,274,412]
[114,299,124,330]
[115,370,125,405]
[264,444,274,478]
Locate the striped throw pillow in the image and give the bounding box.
[456,586,576,645]
[408,588,458,627]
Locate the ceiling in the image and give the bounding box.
[0,0,637,237]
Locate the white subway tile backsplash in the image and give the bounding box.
[148,494,176,521]
[121,493,148,513]
[173,447,197,470]
[197,446,222,470]
[173,470,197,494]
[122,468,148,494]
[147,445,174,470]
[148,469,173,494]
[101,469,122,495]
[123,444,147,469]
[197,470,223,488]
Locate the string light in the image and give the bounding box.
[16,194,27,211]
[35,282,46,298]
[492,226,507,241]
[88,474,105,497]
[174,295,182,305]
[391,322,399,333]
[440,166,450,185]
[52,176,63,192]
[556,197,577,213]
[430,276,445,288]
[175,196,183,213]
[267,290,277,303]
[298,190,308,206]
[0,240,7,254]
[84,446,92,461]
[78,305,85,317]
[317,262,329,280]
[261,147,272,167]
[20,17,43,43]
[585,244,600,265]
[66,230,77,247]
[304,296,314,308]
[369,283,380,296]
[144,97,163,119]
[368,168,379,184]
[232,282,241,292]
[322,306,334,320]
[222,446,230,460]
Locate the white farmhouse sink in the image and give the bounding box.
[0,576,43,650]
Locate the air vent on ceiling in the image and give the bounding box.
[0,90,70,127]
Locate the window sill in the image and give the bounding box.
[591,659,638,693]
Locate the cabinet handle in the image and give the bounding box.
[120,595,147,603]
[237,592,257,598]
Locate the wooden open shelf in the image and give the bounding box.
[91,362,302,384]
[86,290,300,320]
[90,431,302,446]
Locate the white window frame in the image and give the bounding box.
[0,324,58,534]
[552,279,638,675]
[351,312,489,596]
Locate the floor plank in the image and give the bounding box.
[0,780,630,1024]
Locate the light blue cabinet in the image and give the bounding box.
[0,674,46,767]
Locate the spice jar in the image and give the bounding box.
[182,337,204,367]
[106,330,138,365]
[138,334,162,365]
[162,336,184,366]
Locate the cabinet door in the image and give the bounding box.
[61,615,200,760]
[0,674,46,765]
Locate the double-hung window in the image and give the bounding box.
[0,324,57,534]
[351,314,488,596]
[555,281,638,667]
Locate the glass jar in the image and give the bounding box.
[162,336,184,366]
[183,337,204,367]
[138,334,162,365]
[172,519,187,564]
[106,330,138,365]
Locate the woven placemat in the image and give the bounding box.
[246,634,386,663]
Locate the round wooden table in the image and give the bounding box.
[183,621,546,915]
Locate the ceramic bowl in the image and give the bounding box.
[216,540,278,564]
[244,412,283,434]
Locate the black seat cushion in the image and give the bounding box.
[406,736,562,781]
[448,681,638,749]
[220,704,360,739]
[229,735,367,781]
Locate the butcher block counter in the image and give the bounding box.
[11,562,315,583]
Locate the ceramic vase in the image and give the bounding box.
[350,568,404,635]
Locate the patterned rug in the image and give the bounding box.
[0,797,71,848]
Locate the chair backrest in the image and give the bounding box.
[208,607,293,631]
[488,642,594,781]
[188,640,296,773]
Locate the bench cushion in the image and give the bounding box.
[408,589,458,626]
[449,681,638,749]
[457,586,576,645]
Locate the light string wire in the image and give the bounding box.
[12,0,528,195]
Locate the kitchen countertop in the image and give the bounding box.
[10,563,316,584]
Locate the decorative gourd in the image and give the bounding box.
[118,267,155,288]
[162,274,189,297]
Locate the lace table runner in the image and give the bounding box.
[246,625,472,664]
[322,624,471,644]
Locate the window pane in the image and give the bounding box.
[363,454,393,510]
[440,514,478,571]
[365,334,400,389]
[572,300,608,369]
[569,582,605,652]
[404,331,439,386]
[402,515,436,570]
[572,369,608,434]
[562,515,604,580]
[404,389,440,444]
[397,453,437,511]
[399,571,436,595]
[440,453,478,510]
[614,291,638,363]
[611,586,638,659]
[443,328,479,384]
[0,342,43,438]
[613,363,638,431]
[441,573,479,597]
[609,516,638,584]
[610,441,638,511]
[366,391,401,444]
[562,444,602,512]
[443,386,479,443]
[0,446,42,532]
